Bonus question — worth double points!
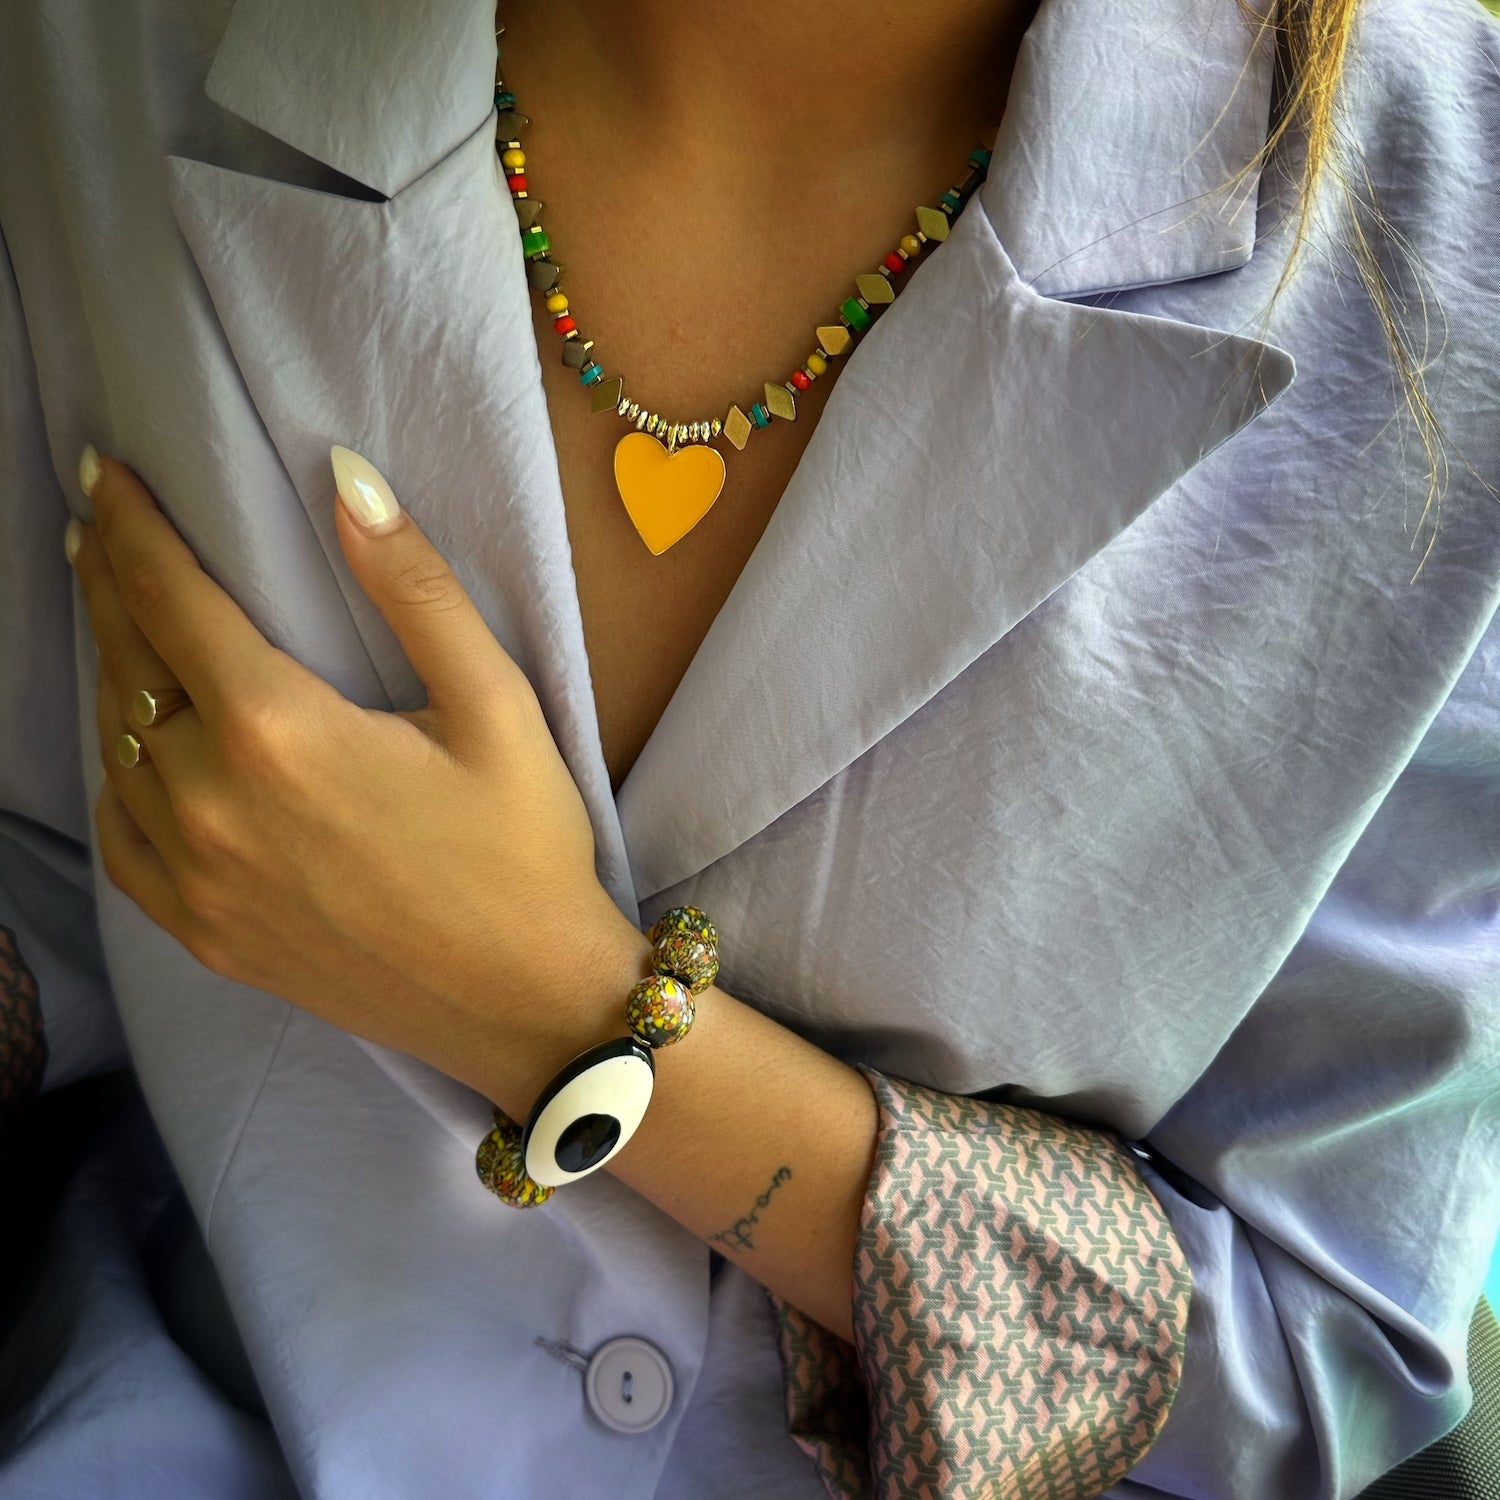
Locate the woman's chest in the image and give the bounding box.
[534,311,832,793]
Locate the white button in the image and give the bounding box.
[584,1336,674,1434]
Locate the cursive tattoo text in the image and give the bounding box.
[708,1165,794,1254]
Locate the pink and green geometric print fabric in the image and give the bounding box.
[769,1064,1194,1499]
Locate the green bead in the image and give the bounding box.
[521,225,550,259]
[840,297,871,331]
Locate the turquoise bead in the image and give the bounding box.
[941,189,963,212]
[495,88,516,110]
[580,363,604,385]
[969,147,992,170]
[750,403,770,427]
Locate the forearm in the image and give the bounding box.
[483,926,879,1347]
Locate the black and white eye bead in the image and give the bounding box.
[522,1035,656,1188]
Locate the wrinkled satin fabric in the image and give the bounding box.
[1,0,1497,1495]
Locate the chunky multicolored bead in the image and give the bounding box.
[476,1108,554,1207]
[651,929,719,994]
[626,973,696,1048]
[649,905,719,950]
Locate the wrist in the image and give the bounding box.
[480,898,655,1120]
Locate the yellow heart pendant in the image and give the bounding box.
[612,432,727,555]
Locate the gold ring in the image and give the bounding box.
[131,685,191,727]
[116,732,147,768]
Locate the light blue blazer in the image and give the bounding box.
[1,0,1497,1495]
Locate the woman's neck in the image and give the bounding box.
[496,1,1037,200]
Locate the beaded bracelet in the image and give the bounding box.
[476,907,719,1209]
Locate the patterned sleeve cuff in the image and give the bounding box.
[767,1064,1193,1500]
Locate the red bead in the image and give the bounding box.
[506,174,528,193]
[884,251,906,273]
[791,370,811,390]
[553,315,577,334]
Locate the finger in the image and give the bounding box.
[329,445,532,717]
[79,446,292,718]
[95,664,193,870]
[70,516,200,775]
[94,778,195,943]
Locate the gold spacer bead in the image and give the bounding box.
[634,410,648,429]
[710,418,722,438]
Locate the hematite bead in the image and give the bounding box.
[495,109,530,137]
[626,974,695,1048]
[561,338,593,368]
[591,375,624,412]
[513,197,544,230]
[526,258,561,291]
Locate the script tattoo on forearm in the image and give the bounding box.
[708,1165,794,1254]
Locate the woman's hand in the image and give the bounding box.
[65,445,647,1101]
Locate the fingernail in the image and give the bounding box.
[79,443,101,498]
[64,518,83,563]
[330,445,402,534]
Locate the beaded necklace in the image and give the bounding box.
[493,24,996,556]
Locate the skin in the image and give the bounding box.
[70,1,1036,1349]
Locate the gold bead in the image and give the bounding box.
[764,382,796,421]
[856,272,895,305]
[710,418,722,438]
[915,205,950,242]
[723,405,752,451]
[816,324,851,357]
[900,234,922,257]
[807,352,828,376]
[627,401,641,419]
[545,292,569,314]
[501,148,526,171]
[635,410,649,429]
[647,414,661,435]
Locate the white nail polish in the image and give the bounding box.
[330,445,402,533]
[79,443,101,497]
[64,517,83,563]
